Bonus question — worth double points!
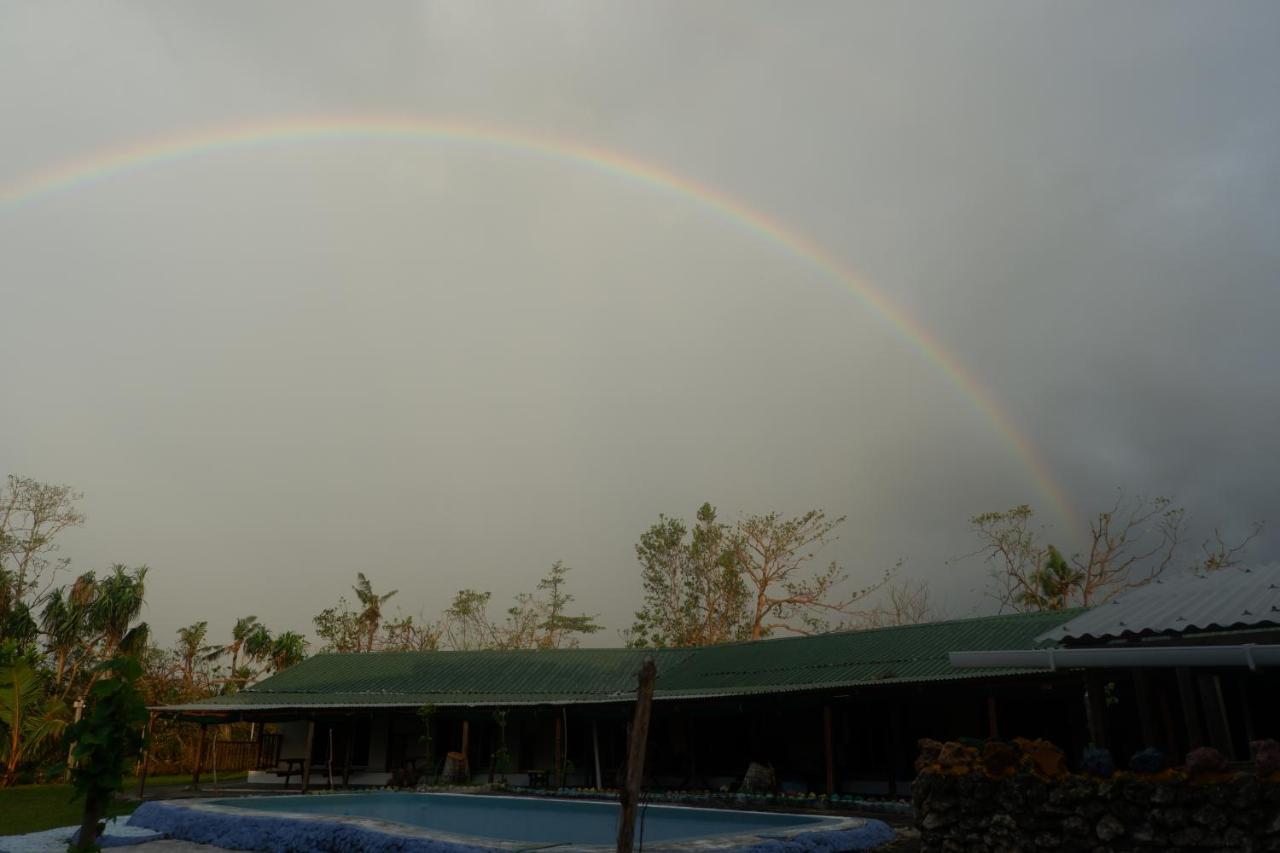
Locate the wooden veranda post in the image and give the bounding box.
[1084,672,1109,748]
[137,712,156,798]
[191,723,207,791]
[300,719,316,793]
[343,722,354,788]
[592,719,603,790]
[554,714,563,789]
[822,705,834,797]
[1133,669,1159,748]
[1176,667,1204,749]
[617,657,656,853]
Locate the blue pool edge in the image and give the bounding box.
[127,796,896,853]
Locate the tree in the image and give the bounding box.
[630,504,750,647]
[0,475,85,612]
[352,573,398,653]
[528,562,602,649]
[437,565,603,651]
[65,656,148,851]
[380,615,442,652]
[971,494,1264,612]
[215,616,274,692]
[1199,522,1265,572]
[268,632,308,673]
[857,577,938,628]
[175,621,214,694]
[86,565,149,660]
[41,581,91,690]
[313,598,364,653]
[46,566,149,701]
[441,589,499,651]
[729,509,891,639]
[0,658,69,786]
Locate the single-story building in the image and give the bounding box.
[152,564,1280,795]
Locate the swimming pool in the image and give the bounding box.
[128,792,894,852]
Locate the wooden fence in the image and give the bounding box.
[200,734,282,771]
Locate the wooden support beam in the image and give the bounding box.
[1176,667,1204,750]
[617,658,657,853]
[986,694,1000,740]
[1157,686,1180,758]
[822,705,835,797]
[1084,673,1109,749]
[554,714,563,789]
[1238,678,1256,744]
[592,719,602,790]
[1197,673,1234,758]
[300,719,316,793]
[1132,669,1158,748]
[137,712,156,798]
[887,703,903,796]
[192,724,207,791]
[342,723,353,788]
[327,727,335,790]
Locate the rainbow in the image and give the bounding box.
[0,115,1080,535]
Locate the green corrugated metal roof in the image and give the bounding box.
[161,609,1080,714]
[655,608,1082,698]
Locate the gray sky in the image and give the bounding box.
[3,1,1278,648]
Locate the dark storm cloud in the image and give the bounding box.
[2,1,1276,644]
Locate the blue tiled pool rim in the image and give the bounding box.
[128,792,895,852]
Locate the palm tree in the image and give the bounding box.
[268,632,308,673]
[218,616,261,693]
[41,587,85,690]
[352,574,397,652]
[175,621,214,694]
[87,565,149,658]
[0,659,69,786]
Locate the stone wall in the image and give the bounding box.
[912,739,1280,852]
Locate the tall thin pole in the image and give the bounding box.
[617,658,656,853]
[192,724,207,791]
[137,712,156,798]
[301,719,316,793]
[822,705,834,797]
[592,719,603,790]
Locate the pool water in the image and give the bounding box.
[211,792,832,845]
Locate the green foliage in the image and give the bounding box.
[268,631,308,672]
[352,573,398,653]
[313,599,365,653]
[631,503,751,647]
[1020,545,1083,611]
[0,659,69,786]
[65,656,148,850]
[530,562,602,649]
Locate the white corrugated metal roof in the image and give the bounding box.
[1037,563,1280,644]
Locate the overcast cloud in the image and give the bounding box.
[2,1,1277,646]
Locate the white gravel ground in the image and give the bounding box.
[0,817,164,853]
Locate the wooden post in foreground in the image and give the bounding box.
[137,712,156,798]
[617,657,657,853]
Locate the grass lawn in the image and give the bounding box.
[0,772,247,836]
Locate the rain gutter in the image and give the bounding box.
[949,643,1280,672]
